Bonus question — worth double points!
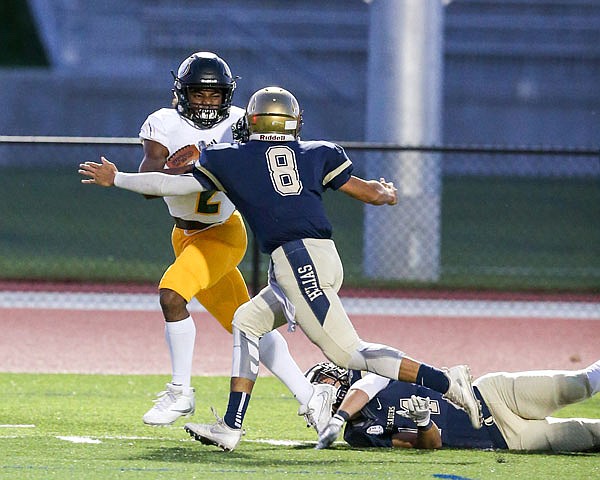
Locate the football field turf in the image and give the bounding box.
[1,373,598,479]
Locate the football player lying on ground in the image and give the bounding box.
[79,86,483,452]
[308,360,600,452]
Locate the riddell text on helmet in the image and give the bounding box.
[259,134,288,141]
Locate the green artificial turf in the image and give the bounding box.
[0,373,598,480]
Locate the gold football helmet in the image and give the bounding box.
[244,87,302,141]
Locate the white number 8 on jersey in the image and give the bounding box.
[266,146,303,196]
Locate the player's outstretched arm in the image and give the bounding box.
[79,156,118,186]
[338,176,398,205]
[79,156,208,196]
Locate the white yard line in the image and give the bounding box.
[56,436,102,444]
[0,431,316,448]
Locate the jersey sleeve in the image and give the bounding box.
[191,165,219,191]
[139,112,169,149]
[343,420,394,448]
[322,143,353,190]
[350,373,392,400]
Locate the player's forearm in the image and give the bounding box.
[114,172,206,196]
[339,176,397,205]
[336,389,370,418]
[414,422,442,449]
[391,422,442,449]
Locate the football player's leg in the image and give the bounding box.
[184,325,253,451]
[225,291,329,435]
[260,329,316,408]
[209,312,263,434]
[479,391,598,452]
[270,238,480,427]
[190,217,249,329]
[155,254,199,397]
[153,221,244,408]
[517,417,600,452]
[179,223,247,296]
[269,239,403,377]
[232,286,314,406]
[196,267,250,333]
[143,230,198,425]
[476,369,593,421]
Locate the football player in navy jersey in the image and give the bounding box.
[79,86,483,451]
[305,361,600,452]
[136,52,330,432]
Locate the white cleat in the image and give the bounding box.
[443,365,483,429]
[184,408,243,452]
[298,383,336,434]
[142,383,195,426]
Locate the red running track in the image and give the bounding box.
[1,308,598,378]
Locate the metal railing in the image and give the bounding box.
[1,136,598,306]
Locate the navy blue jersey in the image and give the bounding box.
[193,140,353,254]
[343,371,507,449]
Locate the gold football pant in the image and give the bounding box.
[159,211,250,333]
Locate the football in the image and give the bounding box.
[166,144,200,169]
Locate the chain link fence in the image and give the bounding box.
[0,137,598,317]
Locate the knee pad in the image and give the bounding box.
[233,289,281,338]
[347,341,404,380]
[231,327,260,382]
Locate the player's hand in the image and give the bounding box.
[400,395,431,427]
[166,144,199,169]
[79,156,118,187]
[379,177,398,205]
[315,414,345,450]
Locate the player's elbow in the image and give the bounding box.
[411,438,442,450]
[429,437,443,449]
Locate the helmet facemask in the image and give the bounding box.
[172,52,237,129]
[305,362,350,415]
[174,85,232,129]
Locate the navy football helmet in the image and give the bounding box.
[172,52,237,129]
[305,362,350,415]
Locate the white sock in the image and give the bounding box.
[165,316,196,391]
[259,329,314,405]
[585,360,600,395]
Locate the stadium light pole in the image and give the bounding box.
[363,0,444,281]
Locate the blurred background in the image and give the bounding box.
[0,0,598,318]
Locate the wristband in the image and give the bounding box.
[417,420,433,431]
[335,411,350,422]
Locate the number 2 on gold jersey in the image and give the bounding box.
[195,191,220,215]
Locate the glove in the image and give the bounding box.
[315,414,345,450]
[401,395,431,427]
